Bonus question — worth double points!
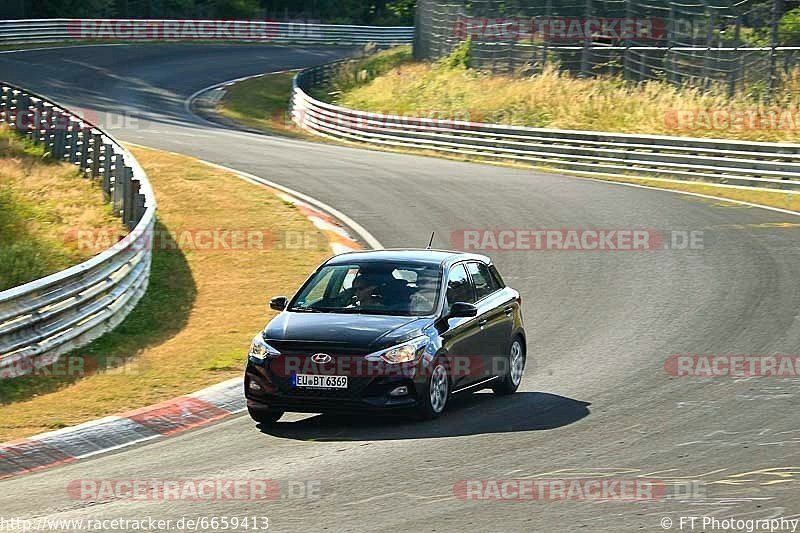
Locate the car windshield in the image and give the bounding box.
[290,262,441,316]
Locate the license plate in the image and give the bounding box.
[292,374,348,389]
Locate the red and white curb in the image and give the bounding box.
[0,163,371,481]
[268,187,363,255]
[0,378,243,480]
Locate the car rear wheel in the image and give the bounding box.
[248,406,284,425]
[416,361,449,420]
[492,338,525,396]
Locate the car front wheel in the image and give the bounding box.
[417,361,449,420]
[492,337,525,395]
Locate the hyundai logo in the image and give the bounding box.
[311,353,332,364]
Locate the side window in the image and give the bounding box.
[446,264,475,306]
[489,265,506,289]
[467,262,499,300]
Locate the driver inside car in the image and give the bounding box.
[349,272,387,308]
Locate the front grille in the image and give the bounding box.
[265,340,371,356]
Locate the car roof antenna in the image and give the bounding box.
[426,232,435,250]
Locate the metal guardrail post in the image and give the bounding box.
[134,185,146,224]
[0,87,9,123]
[8,89,21,131]
[125,179,141,230]
[51,112,68,159]
[29,98,44,143]
[101,143,113,201]
[112,153,125,216]
[79,126,92,172]
[67,118,81,164]
[89,131,103,177]
[38,101,53,146]
[122,170,133,227]
[19,93,31,133]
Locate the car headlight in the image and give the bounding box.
[367,336,430,364]
[248,334,280,362]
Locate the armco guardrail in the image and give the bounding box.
[0,19,414,46]
[292,61,800,191]
[0,83,156,377]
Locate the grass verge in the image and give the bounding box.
[334,47,800,144]
[215,47,412,138]
[0,145,331,441]
[0,126,124,291]
[216,71,306,137]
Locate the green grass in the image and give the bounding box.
[319,45,413,100]
[0,127,124,291]
[218,47,414,138]
[217,71,304,136]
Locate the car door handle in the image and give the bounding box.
[503,306,514,316]
[478,319,488,327]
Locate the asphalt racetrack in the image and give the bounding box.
[1,44,799,531]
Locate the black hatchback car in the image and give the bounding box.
[244,249,525,423]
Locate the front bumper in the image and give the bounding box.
[245,361,424,414]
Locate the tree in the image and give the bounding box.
[213,0,260,18]
[31,0,116,18]
[779,6,800,45]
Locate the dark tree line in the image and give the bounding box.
[3,0,416,24]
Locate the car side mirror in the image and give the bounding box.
[269,296,288,311]
[448,302,478,319]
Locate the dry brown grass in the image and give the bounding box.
[0,126,124,291]
[338,49,800,144]
[0,146,331,441]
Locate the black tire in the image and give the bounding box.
[492,337,525,396]
[416,360,450,420]
[248,406,284,425]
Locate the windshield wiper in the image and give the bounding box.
[289,306,324,313]
[333,308,412,316]
[290,306,356,313]
[290,306,413,316]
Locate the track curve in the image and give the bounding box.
[1,44,799,532]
